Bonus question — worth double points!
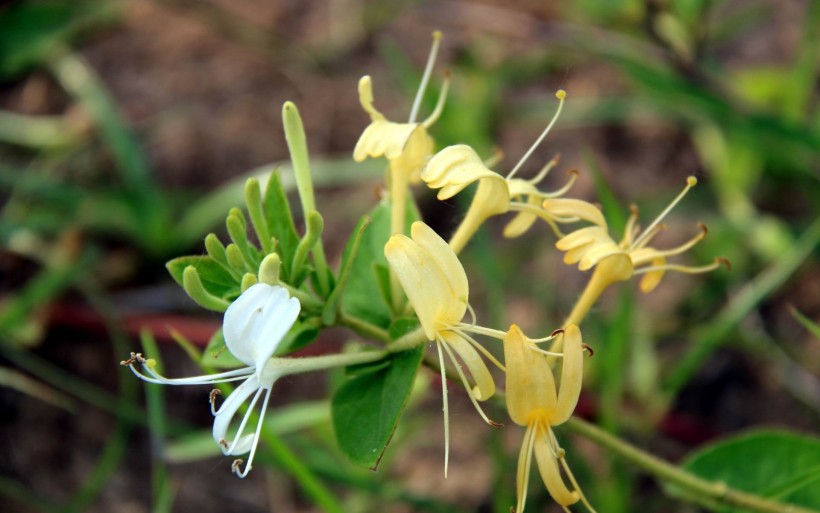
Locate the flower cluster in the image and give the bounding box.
[122,29,725,513]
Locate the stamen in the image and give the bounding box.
[421,70,451,128]
[517,424,538,513]
[633,257,728,276]
[483,147,504,168]
[621,204,640,247]
[209,389,222,415]
[531,346,566,358]
[435,340,450,478]
[582,344,594,357]
[231,459,244,475]
[127,361,253,386]
[528,154,561,185]
[630,224,666,250]
[543,169,578,199]
[409,31,443,123]
[453,328,506,371]
[456,323,508,340]
[553,435,598,513]
[440,340,502,427]
[637,224,707,260]
[234,386,274,478]
[507,202,565,237]
[630,176,697,251]
[465,302,478,328]
[506,89,567,180]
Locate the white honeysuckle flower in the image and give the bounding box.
[123,283,300,477]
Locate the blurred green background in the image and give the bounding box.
[1,1,817,512]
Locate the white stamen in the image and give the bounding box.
[506,90,566,180]
[234,386,274,478]
[435,340,450,478]
[409,31,443,124]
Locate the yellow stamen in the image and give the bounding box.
[630,176,697,250]
[422,70,451,129]
[528,154,561,185]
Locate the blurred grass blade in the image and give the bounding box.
[0,110,84,150]
[0,366,76,412]
[665,217,820,394]
[789,307,820,339]
[0,476,61,513]
[140,331,172,513]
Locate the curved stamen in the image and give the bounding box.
[127,362,253,386]
[632,225,707,265]
[633,257,727,276]
[455,323,507,340]
[542,170,578,199]
[506,90,567,180]
[483,147,505,168]
[439,339,501,427]
[465,302,478,328]
[528,154,561,185]
[234,386,274,478]
[630,176,697,251]
[621,204,640,247]
[452,328,506,371]
[422,71,451,129]
[630,224,666,250]
[531,346,565,358]
[548,429,598,513]
[409,31,443,123]
[517,423,538,513]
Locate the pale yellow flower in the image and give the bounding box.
[421,91,602,253]
[557,176,727,293]
[505,324,594,513]
[385,221,506,476]
[353,32,448,184]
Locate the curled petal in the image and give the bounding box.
[212,375,261,455]
[422,145,508,201]
[542,198,606,227]
[443,332,495,401]
[390,127,434,184]
[639,257,667,293]
[555,226,606,252]
[534,429,580,507]
[411,222,469,309]
[353,120,421,162]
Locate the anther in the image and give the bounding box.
[582,344,594,357]
[209,389,222,406]
[717,257,731,271]
[219,439,229,449]
[231,459,244,474]
[550,328,565,337]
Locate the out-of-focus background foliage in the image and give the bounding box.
[1,1,817,512]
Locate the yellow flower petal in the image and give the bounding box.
[410,222,469,318]
[639,257,667,293]
[353,120,422,162]
[443,332,495,401]
[552,324,583,426]
[542,198,606,227]
[503,325,557,426]
[534,428,580,507]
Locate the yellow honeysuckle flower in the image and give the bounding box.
[558,176,726,291]
[421,90,601,253]
[556,176,728,326]
[385,221,507,476]
[353,31,449,184]
[505,324,595,513]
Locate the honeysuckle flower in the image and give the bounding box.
[556,176,728,326]
[504,324,595,513]
[421,90,600,253]
[384,221,506,476]
[122,283,300,477]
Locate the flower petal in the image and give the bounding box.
[542,198,606,227]
[503,325,557,426]
[212,375,261,454]
[354,120,420,162]
[552,324,583,426]
[443,332,495,401]
[534,428,580,507]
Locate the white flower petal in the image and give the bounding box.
[213,375,261,454]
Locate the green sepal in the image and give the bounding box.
[166,256,239,301]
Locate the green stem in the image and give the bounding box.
[565,417,820,513]
[337,313,391,343]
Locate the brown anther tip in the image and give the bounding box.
[629,204,640,215]
[219,438,229,449]
[443,69,452,78]
[717,257,731,271]
[231,459,244,473]
[488,420,504,428]
[550,328,565,337]
[697,223,708,236]
[209,389,222,403]
[582,343,595,357]
[567,168,579,176]
[553,153,562,164]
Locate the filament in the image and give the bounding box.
[630,176,697,250]
[409,31,443,123]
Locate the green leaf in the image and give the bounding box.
[331,345,424,469]
[675,430,820,511]
[264,171,300,280]
[166,256,239,300]
[274,318,321,356]
[323,215,371,325]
